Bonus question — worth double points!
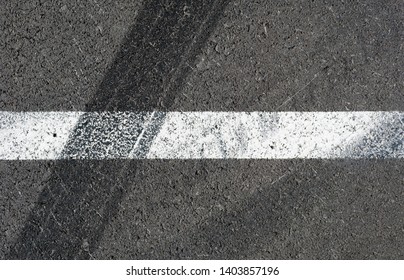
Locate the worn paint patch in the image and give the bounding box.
[1,112,403,159]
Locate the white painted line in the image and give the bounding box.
[0,112,82,160]
[148,112,404,159]
[0,112,403,159]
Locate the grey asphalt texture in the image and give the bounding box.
[1,0,403,259]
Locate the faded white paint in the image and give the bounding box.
[0,112,82,160]
[0,111,403,159]
[147,112,403,159]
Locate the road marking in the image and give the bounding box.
[0,112,81,160]
[1,111,403,159]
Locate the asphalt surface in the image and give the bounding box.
[1,0,403,259]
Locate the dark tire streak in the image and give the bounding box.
[8,0,231,259]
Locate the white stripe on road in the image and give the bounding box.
[148,112,404,159]
[1,111,403,159]
[0,112,82,160]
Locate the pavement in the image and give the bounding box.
[0,0,403,259]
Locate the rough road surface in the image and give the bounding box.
[1,0,403,259]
